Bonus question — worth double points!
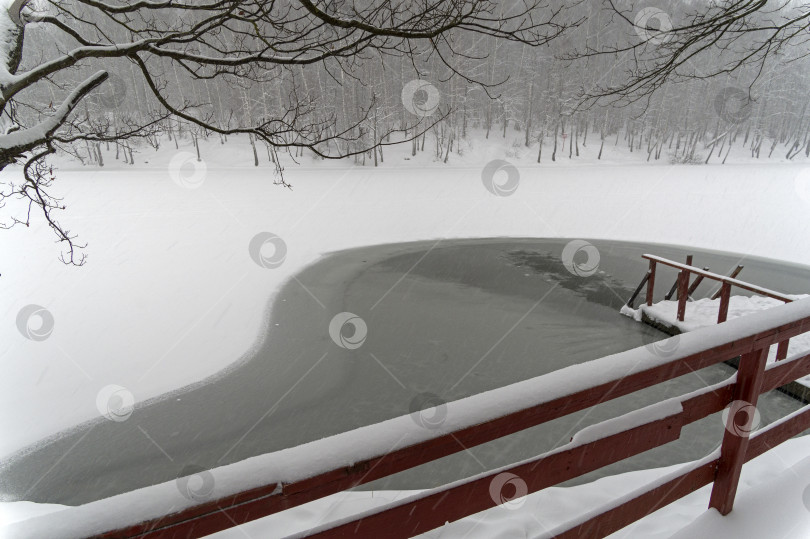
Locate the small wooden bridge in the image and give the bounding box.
[626,254,793,328]
[626,253,809,403]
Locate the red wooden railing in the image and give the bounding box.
[89,299,810,539]
[641,254,795,360]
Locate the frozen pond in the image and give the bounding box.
[2,238,809,505]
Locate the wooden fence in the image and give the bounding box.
[97,299,810,539]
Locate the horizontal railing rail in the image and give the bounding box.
[299,351,810,538]
[641,255,794,304]
[70,299,810,539]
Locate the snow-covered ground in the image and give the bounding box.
[3,132,810,536]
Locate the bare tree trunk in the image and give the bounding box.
[537,127,544,163]
[598,110,608,160]
[524,81,533,147]
[462,102,468,139]
[248,133,258,166]
[373,100,379,167]
[552,120,559,162]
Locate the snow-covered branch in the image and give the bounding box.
[0,70,107,166]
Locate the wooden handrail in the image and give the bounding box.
[688,267,711,296]
[303,352,810,538]
[18,301,808,539]
[642,255,793,303]
[711,265,745,299]
[554,401,810,538]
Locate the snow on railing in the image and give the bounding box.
[9,299,810,539]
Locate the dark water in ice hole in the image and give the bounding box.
[2,238,809,507]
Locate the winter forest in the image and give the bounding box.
[3,1,810,263]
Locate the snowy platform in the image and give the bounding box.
[623,294,810,395]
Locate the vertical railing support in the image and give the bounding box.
[717,282,732,324]
[646,260,656,307]
[687,267,710,296]
[711,265,744,299]
[676,270,689,321]
[626,270,651,309]
[709,347,767,515]
[666,255,692,301]
[776,340,789,361]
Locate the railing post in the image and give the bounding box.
[677,270,689,322]
[717,281,732,324]
[667,255,692,301]
[709,347,767,515]
[646,260,656,307]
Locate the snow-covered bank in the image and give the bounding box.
[2,135,810,458]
